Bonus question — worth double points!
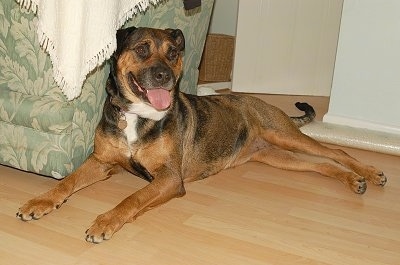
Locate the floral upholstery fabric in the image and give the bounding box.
[0,0,214,177]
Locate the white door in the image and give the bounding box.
[232,0,343,96]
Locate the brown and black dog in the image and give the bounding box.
[17,27,387,243]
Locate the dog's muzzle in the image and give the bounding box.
[127,72,173,110]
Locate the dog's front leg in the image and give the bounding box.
[17,154,114,221]
[85,174,186,243]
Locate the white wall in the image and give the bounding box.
[208,0,238,35]
[324,0,400,135]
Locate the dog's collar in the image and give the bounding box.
[117,112,128,130]
[110,96,128,130]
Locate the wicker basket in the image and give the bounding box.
[199,34,235,82]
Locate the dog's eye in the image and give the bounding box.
[168,48,178,61]
[134,45,149,58]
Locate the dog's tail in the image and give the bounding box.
[290,102,316,127]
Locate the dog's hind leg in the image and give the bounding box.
[262,130,387,188]
[250,148,367,193]
[17,154,115,221]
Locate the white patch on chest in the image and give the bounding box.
[123,102,168,145]
[124,112,139,144]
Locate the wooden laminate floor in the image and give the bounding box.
[1,94,399,265]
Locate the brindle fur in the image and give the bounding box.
[17,27,387,243]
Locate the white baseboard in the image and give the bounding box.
[323,113,400,135]
[301,121,400,156]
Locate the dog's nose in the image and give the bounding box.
[153,66,172,85]
[155,71,170,83]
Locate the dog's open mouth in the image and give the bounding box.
[127,72,171,111]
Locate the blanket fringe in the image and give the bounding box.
[15,0,38,13]
[17,0,162,101]
[119,0,158,26]
[38,27,83,100]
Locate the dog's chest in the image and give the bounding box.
[122,102,168,145]
[123,112,139,144]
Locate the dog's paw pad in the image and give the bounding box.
[85,229,112,244]
[365,171,387,186]
[355,179,367,194]
[376,172,387,186]
[16,197,66,221]
[346,174,367,194]
[85,213,121,244]
[16,212,31,221]
[16,210,40,221]
[85,233,103,244]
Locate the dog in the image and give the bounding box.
[17,27,387,243]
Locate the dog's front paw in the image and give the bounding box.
[85,212,125,243]
[16,197,67,221]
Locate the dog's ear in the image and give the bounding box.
[167,29,185,52]
[115,26,137,56]
[106,73,118,97]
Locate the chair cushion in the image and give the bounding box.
[0,90,74,134]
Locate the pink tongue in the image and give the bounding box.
[146,89,171,110]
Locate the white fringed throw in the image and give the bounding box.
[16,0,160,100]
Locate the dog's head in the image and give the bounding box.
[108,27,185,111]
